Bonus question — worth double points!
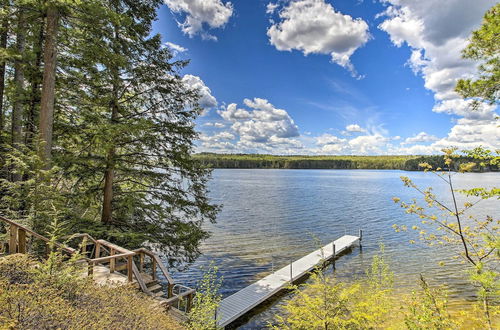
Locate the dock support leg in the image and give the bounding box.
[359,229,363,250]
[332,243,336,270]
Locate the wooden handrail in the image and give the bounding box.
[97,239,133,254]
[67,233,99,246]
[132,261,152,296]
[162,287,196,312]
[134,248,174,284]
[0,215,76,254]
[133,247,176,297]
[89,252,135,264]
[1,215,194,306]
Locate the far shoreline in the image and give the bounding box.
[193,153,499,172]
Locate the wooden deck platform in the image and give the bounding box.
[217,235,360,328]
[80,265,130,286]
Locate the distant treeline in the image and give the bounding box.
[193,153,499,171]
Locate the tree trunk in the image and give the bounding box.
[0,4,9,181]
[101,20,121,224]
[38,5,59,166]
[26,18,45,148]
[11,9,26,182]
[101,99,119,223]
[0,17,8,141]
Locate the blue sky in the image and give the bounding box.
[156,0,498,155]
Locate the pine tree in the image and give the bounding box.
[0,0,218,264]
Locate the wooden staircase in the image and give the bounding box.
[0,215,195,315]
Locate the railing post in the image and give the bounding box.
[127,255,133,282]
[186,292,193,312]
[139,252,144,273]
[109,248,115,273]
[17,228,26,254]
[9,225,17,254]
[81,236,87,257]
[168,283,173,298]
[95,242,100,259]
[88,261,94,277]
[152,257,157,281]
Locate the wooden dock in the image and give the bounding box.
[217,234,360,328]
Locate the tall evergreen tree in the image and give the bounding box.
[38,1,59,165]
[10,7,26,182]
[0,0,9,143]
[0,0,218,264]
[53,0,218,263]
[456,3,500,107]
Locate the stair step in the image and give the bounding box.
[149,284,163,293]
[154,290,165,298]
[114,262,128,271]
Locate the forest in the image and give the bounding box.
[194,152,499,171]
[0,0,217,265]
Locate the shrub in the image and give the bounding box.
[0,254,182,329]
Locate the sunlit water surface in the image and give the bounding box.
[168,169,498,328]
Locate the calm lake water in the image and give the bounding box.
[171,169,499,328]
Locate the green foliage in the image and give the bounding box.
[272,244,393,329]
[0,253,182,329]
[193,153,499,171]
[186,263,223,330]
[0,0,219,266]
[455,3,500,107]
[403,275,456,330]
[393,147,499,328]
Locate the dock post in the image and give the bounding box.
[214,308,218,326]
[332,243,336,269]
[359,229,363,251]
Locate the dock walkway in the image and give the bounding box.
[217,234,360,327]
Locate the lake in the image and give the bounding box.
[171,169,499,328]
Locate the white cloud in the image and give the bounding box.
[345,124,366,133]
[164,42,187,54]
[348,134,390,154]
[266,2,279,14]
[433,99,496,120]
[267,0,370,77]
[402,132,438,145]
[200,97,302,153]
[432,119,499,150]
[395,119,499,155]
[182,75,218,112]
[199,131,235,142]
[164,0,233,40]
[378,0,498,119]
[217,103,251,121]
[316,134,346,145]
[202,122,226,128]
[230,98,300,143]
